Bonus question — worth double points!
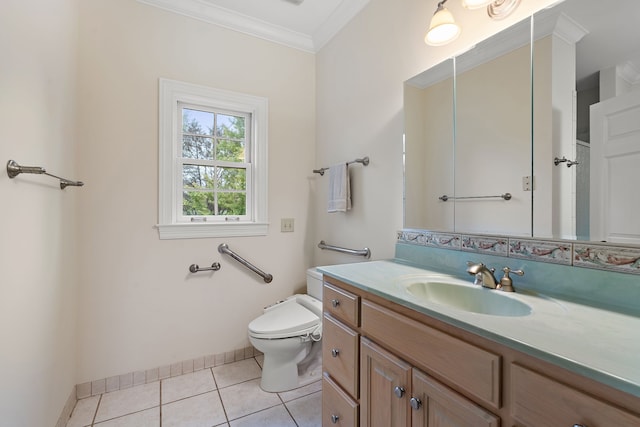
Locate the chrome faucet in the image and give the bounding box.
[466,262,499,289]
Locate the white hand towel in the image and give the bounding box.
[328,163,351,213]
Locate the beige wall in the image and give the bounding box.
[315,0,558,264]
[75,0,316,383]
[0,0,79,425]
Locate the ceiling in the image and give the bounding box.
[136,0,370,53]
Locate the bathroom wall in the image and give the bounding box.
[75,0,316,383]
[314,0,559,265]
[0,0,80,425]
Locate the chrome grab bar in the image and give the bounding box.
[218,243,273,283]
[189,262,221,274]
[7,159,84,189]
[318,240,371,259]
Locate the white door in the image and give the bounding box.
[590,90,640,243]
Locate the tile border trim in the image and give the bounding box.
[75,345,261,400]
[398,229,640,275]
[55,386,77,427]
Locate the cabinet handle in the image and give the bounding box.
[331,299,340,308]
[410,397,422,410]
[331,414,340,424]
[331,348,340,357]
[394,386,405,398]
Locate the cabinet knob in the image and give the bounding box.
[331,348,340,357]
[410,397,422,410]
[331,414,340,424]
[394,386,405,398]
[573,425,587,427]
[331,299,340,308]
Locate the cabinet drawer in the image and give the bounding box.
[323,314,359,398]
[361,300,501,409]
[323,282,360,328]
[322,374,359,427]
[511,364,640,426]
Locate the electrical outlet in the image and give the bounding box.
[522,176,533,191]
[281,218,294,232]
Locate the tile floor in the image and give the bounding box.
[65,356,321,427]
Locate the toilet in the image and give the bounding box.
[248,268,323,392]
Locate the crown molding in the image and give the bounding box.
[137,0,369,53]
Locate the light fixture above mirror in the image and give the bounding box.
[425,0,522,46]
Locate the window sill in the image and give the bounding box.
[156,222,269,239]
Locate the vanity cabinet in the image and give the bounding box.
[322,275,640,427]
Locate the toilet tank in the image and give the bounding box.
[306,268,323,301]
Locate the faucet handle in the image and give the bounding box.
[503,267,524,276]
[499,267,524,292]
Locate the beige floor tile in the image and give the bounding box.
[228,405,296,427]
[212,359,262,388]
[285,391,322,427]
[162,391,227,427]
[218,378,281,420]
[278,379,322,402]
[94,382,159,423]
[93,407,159,426]
[66,395,100,427]
[161,369,216,404]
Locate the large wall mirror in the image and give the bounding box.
[404,0,640,245]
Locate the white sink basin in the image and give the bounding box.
[400,277,532,317]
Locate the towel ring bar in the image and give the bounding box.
[313,156,369,176]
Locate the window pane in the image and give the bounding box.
[183,191,215,216]
[216,139,245,162]
[183,165,216,189]
[216,114,245,139]
[183,108,214,135]
[217,167,246,190]
[183,135,213,159]
[218,192,246,216]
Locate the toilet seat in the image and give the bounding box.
[248,299,320,339]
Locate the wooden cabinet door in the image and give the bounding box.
[360,337,411,427]
[411,368,500,427]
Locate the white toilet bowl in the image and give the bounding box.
[248,268,323,392]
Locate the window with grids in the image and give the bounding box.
[158,79,268,239]
[180,104,250,220]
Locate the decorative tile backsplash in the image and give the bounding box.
[574,243,640,274]
[398,229,640,275]
[509,239,572,265]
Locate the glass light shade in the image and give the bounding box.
[461,0,493,9]
[425,7,461,46]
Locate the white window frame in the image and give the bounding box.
[158,78,268,239]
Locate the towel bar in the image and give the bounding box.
[313,156,369,176]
